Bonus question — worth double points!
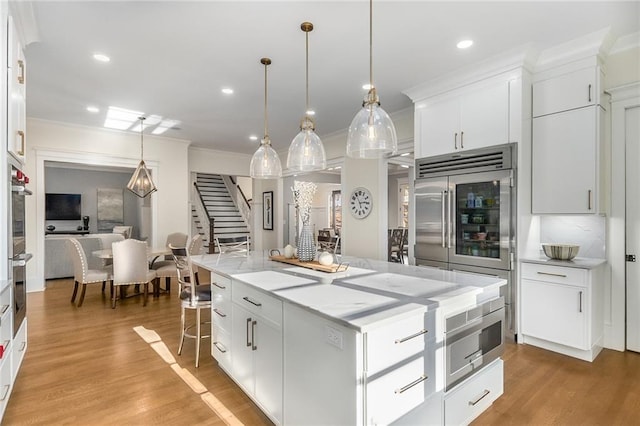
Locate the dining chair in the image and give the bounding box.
[112,225,133,239]
[111,239,158,309]
[388,228,405,263]
[154,234,203,295]
[171,244,211,367]
[66,238,110,307]
[151,232,189,270]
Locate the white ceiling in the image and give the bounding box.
[24,1,639,156]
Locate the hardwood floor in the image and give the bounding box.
[5,278,640,425]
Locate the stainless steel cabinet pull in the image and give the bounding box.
[246,318,252,347]
[441,191,447,248]
[17,130,25,156]
[395,329,428,344]
[588,84,592,102]
[395,375,427,394]
[19,341,26,351]
[454,133,458,149]
[212,282,226,290]
[0,305,9,314]
[243,296,262,307]
[536,271,567,278]
[0,385,10,402]
[18,59,25,84]
[588,190,592,210]
[213,308,226,318]
[213,341,227,353]
[460,131,464,149]
[447,190,452,249]
[469,389,491,406]
[579,291,583,313]
[251,320,257,351]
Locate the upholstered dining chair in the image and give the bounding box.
[151,232,189,270]
[111,239,158,309]
[112,225,133,239]
[171,244,211,367]
[66,238,110,307]
[154,234,203,295]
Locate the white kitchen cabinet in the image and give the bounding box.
[416,79,509,158]
[0,285,12,420]
[11,319,27,382]
[6,15,26,165]
[231,281,283,425]
[532,106,603,214]
[533,66,602,117]
[520,262,604,361]
[210,273,232,371]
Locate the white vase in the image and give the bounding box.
[297,224,316,262]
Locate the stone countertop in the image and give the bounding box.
[520,255,606,270]
[192,251,507,332]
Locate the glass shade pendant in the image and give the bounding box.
[127,117,157,197]
[287,21,326,172]
[346,0,397,159]
[250,58,282,179]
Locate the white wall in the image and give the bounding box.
[25,118,191,292]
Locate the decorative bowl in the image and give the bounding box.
[542,244,580,260]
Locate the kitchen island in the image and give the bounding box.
[192,251,507,425]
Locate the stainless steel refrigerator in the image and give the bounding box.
[414,143,517,337]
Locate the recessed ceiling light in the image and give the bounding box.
[306,110,315,116]
[400,152,410,157]
[456,40,474,49]
[401,164,410,168]
[86,106,100,113]
[221,88,234,95]
[249,135,258,141]
[93,53,111,62]
[362,83,373,90]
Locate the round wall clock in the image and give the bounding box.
[349,187,373,219]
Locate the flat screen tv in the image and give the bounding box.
[45,193,82,220]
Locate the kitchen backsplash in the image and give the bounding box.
[539,215,606,259]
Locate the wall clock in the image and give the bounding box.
[349,187,373,219]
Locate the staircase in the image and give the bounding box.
[193,173,250,251]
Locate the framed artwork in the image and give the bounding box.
[97,188,124,232]
[263,191,274,230]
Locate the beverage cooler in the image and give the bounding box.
[414,144,516,336]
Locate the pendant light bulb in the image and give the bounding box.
[287,21,326,173]
[127,116,158,198]
[250,58,282,179]
[346,0,397,159]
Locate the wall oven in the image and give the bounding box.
[9,164,31,337]
[444,297,505,391]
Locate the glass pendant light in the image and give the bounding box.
[287,21,326,173]
[127,116,158,197]
[250,58,282,179]
[346,0,397,159]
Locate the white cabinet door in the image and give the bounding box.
[253,319,282,424]
[460,81,510,151]
[521,279,588,350]
[532,106,598,214]
[416,97,459,158]
[231,304,255,395]
[7,16,26,164]
[533,67,599,117]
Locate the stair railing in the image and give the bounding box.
[193,182,216,253]
[222,175,252,235]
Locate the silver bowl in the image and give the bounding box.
[542,244,580,260]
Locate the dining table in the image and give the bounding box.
[92,247,171,267]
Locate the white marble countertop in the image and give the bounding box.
[520,255,606,269]
[193,251,507,331]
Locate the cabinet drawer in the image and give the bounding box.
[232,281,282,327]
[211,273,231,298]
[0,305,12,361]
[521,262,587,285]
[211,296,232,333]
[0,357,12,419]
[211,325,231,371]
[12,320,27,381]
[444,359,503,426]
[367,347,436,426]
[366,310,435,375]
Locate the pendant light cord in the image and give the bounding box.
[263,61,269,139]
[139,116,145,160]
[369,0,373,89]
[305,30,310,113]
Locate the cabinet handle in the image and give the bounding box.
[17,130,25,156]
[536,271,567,278]
[213,341,227,353]
[212,282,226,290]
[441,191,446,248]
[588,190,592,210]
[242,296,262,307]
[395,329,428,344]
[469,389,491,406]
[394,375,427,394]
[460,131,464,149]
[251,320,257,351]
[18,59,25,84]
[19,341,26,351]
[454,132,458,149]
[246,318,252,347]
[588,84,592,102]
[0,305,9,314]
[0,385,10,402]
[213,308,226,318]
[579,291,583,313]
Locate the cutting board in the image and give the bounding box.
[269,255,349,273]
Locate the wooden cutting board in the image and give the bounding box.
[269,255,348,273]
